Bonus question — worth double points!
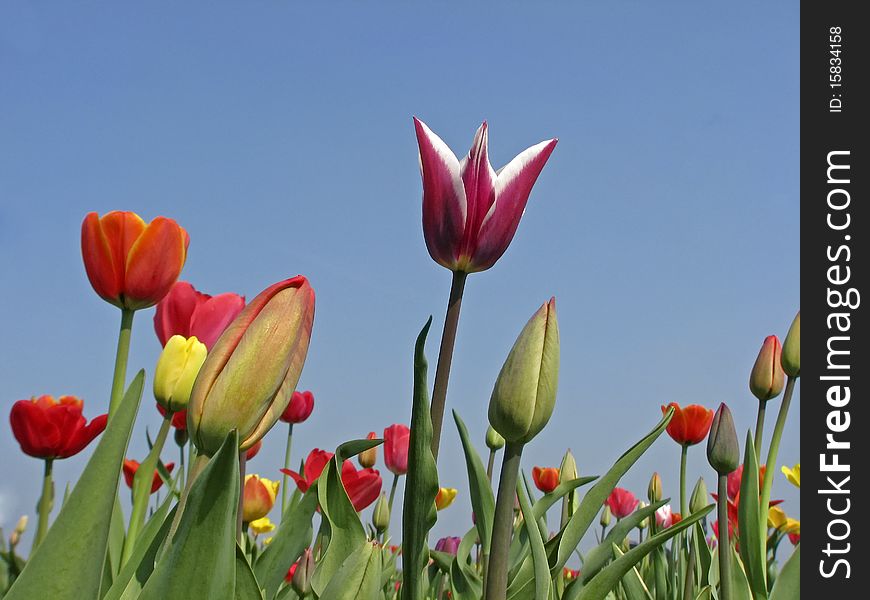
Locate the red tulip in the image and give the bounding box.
[532,467,560,494]
[285,562,298,583]
[413,118,558,273]
[604,487,639,519]
[788,532,800,545]
[383,424,410,475]
[156,403,188,430]
[246,439,262,461]
[154,281,245,350]
[10,395,108,459]
[280,390,315,424]
[726,464,767,500]
[282,448,334,492]
[123,459,175,494]
[749,335,785,401]
[661,403,714,446]
[340,461,382,511]
[81,211,189,310]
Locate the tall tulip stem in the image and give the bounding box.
[280,423,294,518]
[122,415,172,566]
[382,472,401,542]
[717,475,733,600]
[759,376,796,535]
[430,270,468,460]
[109,308,135,417]
[753,400,767,462]
[237,451,248,542]
[679,444,688,518]
[34,458,54,549]
[485,440,523,600]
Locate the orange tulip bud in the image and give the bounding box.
[242,474,279,522]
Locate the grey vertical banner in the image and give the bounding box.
[803,2,868,595]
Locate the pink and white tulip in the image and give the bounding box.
[413,118,557,273]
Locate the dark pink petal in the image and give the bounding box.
[189,292,246,350]
[154,281,210,346]
[457,122,498,263]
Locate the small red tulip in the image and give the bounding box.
[123,459,175,494]
[604,487,639,519]
[383,424,410,476]
[282,448,335,492]
[340,461,382,511]
[246,439,263,461]
[726,464,767,500]
[156,403,188,430]
[532,467,560,494]
[10,395,108,460]
[154,281,245,351]
[661,403,714,446]
[788,532,800,545]
[280,391,315,424]
[81,211,189,310]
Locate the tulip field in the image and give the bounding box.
[0,119,800,600]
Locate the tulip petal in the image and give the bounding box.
[472,138,557,271]
[124,217,188,310]
[189,292,246,350]
[154,281,209,346]
[414,117,467,269]
[457,122,498,261]
[81,213,124,305]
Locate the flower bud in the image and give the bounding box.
[434,536,462,556]
[648,472,663,503]
[242,475,279,523]
[599,505,612,527]
[174,427,188,447]
[689,477,708,515]
[749,335,785,401]
[154,335,207,413]
[292,548,314,596]
[532,467,560,493]
[188,276,315,455]
[559,449,578,481]
[781,311,800,377]
[372,492,391,533]
[485,425,505,451]
[435,487,458,511]
[706,403,739,474]
[637,502,649,529]
[358,432,378,468]
[10,515,28,546]
[280,390,315,424]
[488,298,559,444]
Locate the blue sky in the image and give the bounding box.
[0,2,799,552]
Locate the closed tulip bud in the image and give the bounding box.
[372,492,391,533]
[242,475,279,523]
[648,472,663,503]
[749,335,785,401]
[781,311,800,377]
[600,505,612,527]
[10,515,28,546]
[637,502,649,529]
[188,276,315,455]
[359,432,378,468]
[174,427,188,447]
[488,298,559,444]
[706,403,739,475]
[292,548,314,596]
[154,335,207,413]
[690,477,708,515]
[559,449,578,481]
[485,425,505,451]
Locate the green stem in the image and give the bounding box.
[34,458,54,550]
[753,399,767,462]
[237,450,248,542]
[759,376,796,550]
[108,308,135,417]
[281,423,294,518]
[717,475,733,600]
[679,444,688,518]
[484,441,524,600]
[429,270,468,460]
[121,415,172,566]
[486,448,496,482]
[382,472,400,542]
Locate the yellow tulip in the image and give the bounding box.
[242,475,280,523]
[768,506,787,530]
[435,487,458,511]
[781,463,800,488]
[154,335,207,412]
[249,516,276,535]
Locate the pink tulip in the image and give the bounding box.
[154,281,245,350]
[413,118,557,273]
[604,487,639,519]
[655,504,677,528]
[280,390,315,424]
[383,424,410,476]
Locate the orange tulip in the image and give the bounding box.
[81,211,189,310]
[242,474,279,522]
[661,403,714,446]
[532,467,560,493]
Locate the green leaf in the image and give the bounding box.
[553,409,674,575]
[531,476,598,522]
[612,546,653,600]
[453,410,495,555]
[571,504,713,600]
[103,502,175,600]
[401,318,440,600]
[450,527,482,600]
[235,544,264,600]
[709,545,753,600]
[769,544,799,600]
[6,371,145,600]
[319,541,383,600]
[254,489,317,600]
[101,498,127,595]
[518,472,551,600]
[310,439,378,596]
[736,432,767,600]
[139,430,240,600]
[691,521,711,589]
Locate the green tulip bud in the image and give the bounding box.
[292,548,314,596]
[485,425,506,451]
[174,427,188,448]
[749,335,784,401]
[372,492,391,533]
[637,502,649,529]
[488,298,559,444]
[706,403,739,474]
[781,311,800,377]
[559,449,578,481]
[600,504,612,527]
[189,276,315,456]
[154,335,207,413]
[689,477,708,515]
[647,472,663,503]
